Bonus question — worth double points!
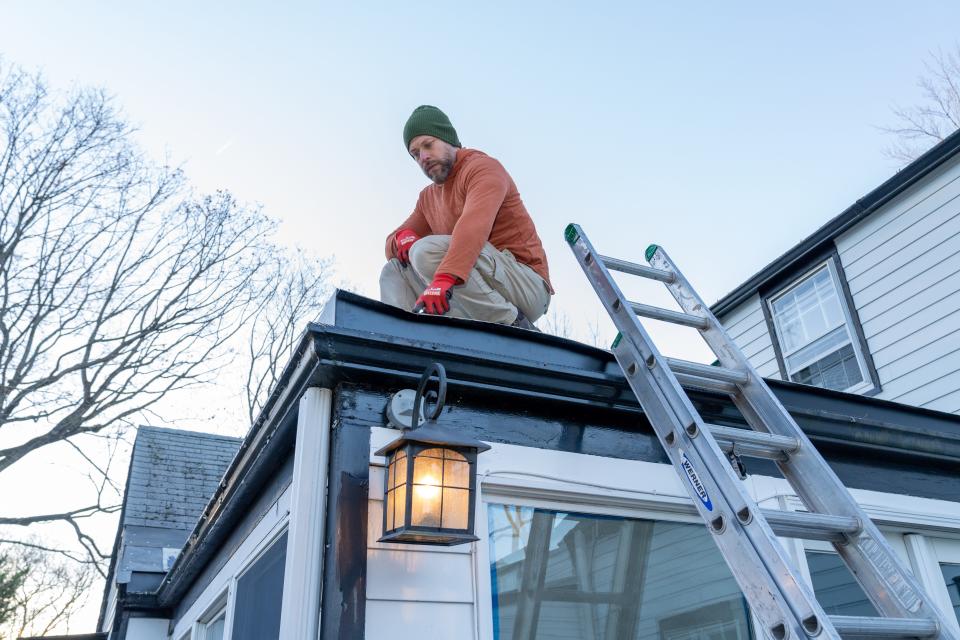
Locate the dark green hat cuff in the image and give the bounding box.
[403,105,461,150]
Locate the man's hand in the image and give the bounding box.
[414,273,457,315]
[394,229,420,266]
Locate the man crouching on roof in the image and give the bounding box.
[379,105,554,330]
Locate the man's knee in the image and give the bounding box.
[379,258,403,287]
[408,235,452,275]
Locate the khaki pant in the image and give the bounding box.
[379,235,551,325]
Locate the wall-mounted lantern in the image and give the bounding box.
[377,363,490,546]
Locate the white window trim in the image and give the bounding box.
[196,595,228,640]
[169,484,291,640]
[768,258,873,394]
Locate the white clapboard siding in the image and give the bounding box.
[837,154,960,412]
[366,601,475,638]
[718,294,782,380]
[366,465,477,640]
[862,286,960,352]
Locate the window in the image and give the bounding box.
[230,531,288,640]
[767,258,876,393]
[200,609,226,640]
[805,551,877,616]
[941,563,960,627]
[488,504,754,640]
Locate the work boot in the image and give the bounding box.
[511,310,540,332]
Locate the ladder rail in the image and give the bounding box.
[647,245,954,629]
[567,225,836,640]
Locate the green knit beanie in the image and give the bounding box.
[403,105,461,150]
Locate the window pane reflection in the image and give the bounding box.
[940,563,960,627]
[489,504,754,640]
[806,551,877,617]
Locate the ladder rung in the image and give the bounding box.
[665,358,749,385]
[599,255,676,283]
[707,424,800,460]
[674,372,739,394]
[627,301,709,329]
[829,615,939,639]
[760,509,862,542]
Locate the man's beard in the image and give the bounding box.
[426,158,454,184]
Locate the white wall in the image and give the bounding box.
[718,293,781,379]
[837,154,960,413]
[126,618,170,640]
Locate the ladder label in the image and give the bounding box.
[679,450,713,511]
[859,538,923,613]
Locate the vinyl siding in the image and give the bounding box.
[715,155,960,412]
[837,154,960,413]
[718,293,781,379]
[365,465,476,640]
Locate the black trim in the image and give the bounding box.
[760,291,789,381]
[319,389,370,640]
[341,384,960,501]
[831,247,882,395]
[759,246,881,395]
[712,127,960,317]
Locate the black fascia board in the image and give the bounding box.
[150,290,960,612]
[711,127,960,317]
[311,293,960,457]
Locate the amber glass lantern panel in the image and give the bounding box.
[384,449,408,534]
[411,448,469,530]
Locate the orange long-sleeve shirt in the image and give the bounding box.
[385,149,553,292]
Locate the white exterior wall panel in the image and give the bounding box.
[837,155,960,412]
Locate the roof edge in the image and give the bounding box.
[153,328,320,607]
[712,127,960,316]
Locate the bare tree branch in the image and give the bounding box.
[0,60,333,574]
[0,541,93,639]
[881,44,960,163]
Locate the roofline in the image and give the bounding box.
[154,327,321,607]
[711,127,960,316]
[149,291,960,610]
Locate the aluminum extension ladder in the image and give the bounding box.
[565,223,957,640]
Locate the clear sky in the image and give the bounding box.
[2,1,959,633]
[4,2,960,355]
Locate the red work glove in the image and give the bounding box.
[394,229,420,266]
[414,273,457,315]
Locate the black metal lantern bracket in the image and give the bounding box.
[377,362,491,458]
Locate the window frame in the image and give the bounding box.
[760,247,880,395]
[196,591,229,640]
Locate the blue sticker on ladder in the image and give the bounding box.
[679,450,713,511]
